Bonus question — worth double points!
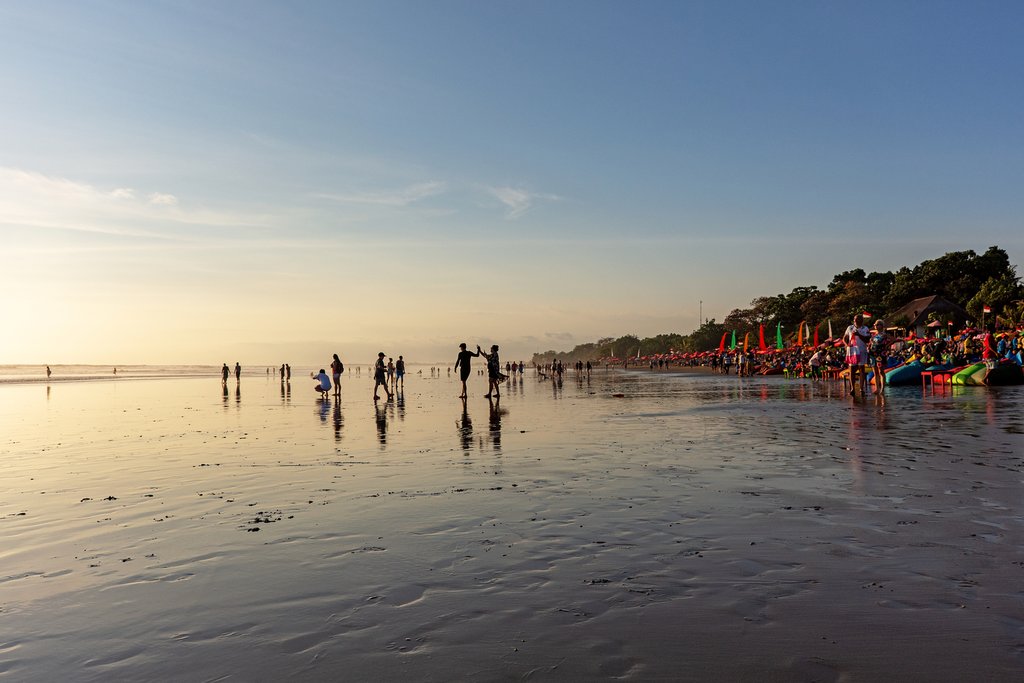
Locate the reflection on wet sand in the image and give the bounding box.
[374,402,387,447]
[487,397,506,451]
[332,398,343,442]
[457,398,472,453]
[3,371,1023,681]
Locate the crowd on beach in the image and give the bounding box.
[215,344,533,403]
[638,314,1020,395]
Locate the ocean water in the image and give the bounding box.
[0,370,1021,681]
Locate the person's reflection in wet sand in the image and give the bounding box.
[374,403,388,447]
[317,396,330,423]
[332,398,343,442]
[223,382,230,407]
[487,396,507,451]
[457,397,473,453]
[46,385,51,400]
[396,390,405,422]
[846,404,867,496]
[235,384,241,406]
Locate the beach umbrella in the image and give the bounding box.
[775,322,784,350]
[758,324,767,352]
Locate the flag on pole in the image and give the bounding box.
[718,332,727,353]
[983,305,992,313]
[730,330,737,350]
[797,320,804,347]
[743,332,749,354]
[828,319,833,339]
[775,322,784,350]
[758,324,767,352]
[813,325,819,347]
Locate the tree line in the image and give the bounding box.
[532,246,1022,364]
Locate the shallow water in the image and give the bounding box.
[1,371,1022,681]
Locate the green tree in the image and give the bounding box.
[967,274,1024,326]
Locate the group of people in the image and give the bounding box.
[306,343,512,402]
[454,343,507,399]
[220,362,241,383]
[842,314,890,396]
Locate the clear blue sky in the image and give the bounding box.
[2,1,1022,363]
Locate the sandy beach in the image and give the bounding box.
[1,370,1021,681]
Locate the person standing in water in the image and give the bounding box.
[330,353,344,397]
[373,352,393,401]
[222,364,230,383]
[234,362,241,383]
[843,314,870,396]
[480,344,505,399]
[395,355,406,391]
[869,320,891,394]
[454,342,479,398]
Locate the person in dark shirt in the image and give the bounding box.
[454,342,479,398]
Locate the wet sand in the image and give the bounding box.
[1,372,1022,681]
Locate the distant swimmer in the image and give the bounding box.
[313,368,332,398]
[454,342,479,398]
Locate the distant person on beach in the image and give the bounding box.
[222,364,230,383]
[373,352,393,401]
[395,356,406,390]
[286,364,291,380]
[454,343,479,398]
[807,349,824,380]
[844,314,870,396]
[330,354,344,397]
[234,362,241,382]
[46,365,51,379]
[313,368,332,398]
[480,344,506,398]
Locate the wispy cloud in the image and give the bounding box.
[486,185,561,219]
[0,167,271,237]
[314,181,447,207]
[148,192,179,206]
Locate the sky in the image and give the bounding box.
[2,1,1023,365]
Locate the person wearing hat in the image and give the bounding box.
[479,344,506,399]
[373,352,393,401]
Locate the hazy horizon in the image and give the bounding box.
[3,2,1022,364]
